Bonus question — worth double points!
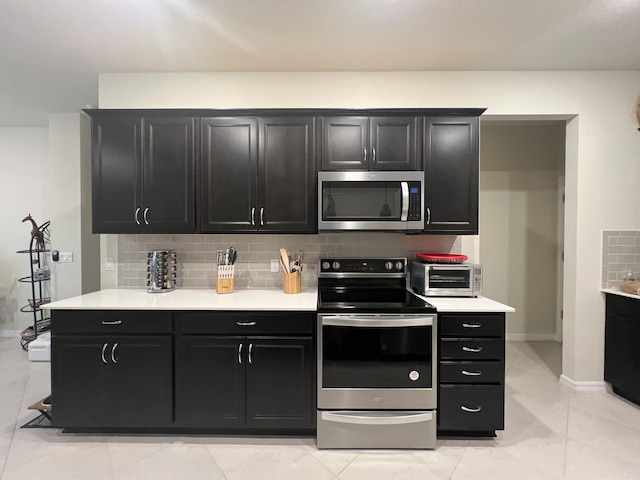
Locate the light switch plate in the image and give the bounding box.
[105,257,114,270]
[58,252,73,263]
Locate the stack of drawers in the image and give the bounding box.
[438,313,505,436]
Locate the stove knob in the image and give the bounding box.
[332,261,341,270]
[395,261,404,271]
[385,261,393,270]
[322,261,330,270]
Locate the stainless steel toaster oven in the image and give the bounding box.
[410,262,482,297]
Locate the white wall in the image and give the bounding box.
[99,71,640,385]
[0,127,49,336]
[479,123,565,340]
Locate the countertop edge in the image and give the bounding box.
[601,288,640,300]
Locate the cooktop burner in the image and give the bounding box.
[317,257,436,314]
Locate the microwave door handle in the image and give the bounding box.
[400,182,409,221]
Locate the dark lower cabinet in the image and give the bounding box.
[52,335,173,428]
[438,312,505,436]
[605,293,640,406]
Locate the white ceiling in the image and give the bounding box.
[1,0,639,126]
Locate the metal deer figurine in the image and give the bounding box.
[22,214,46,251]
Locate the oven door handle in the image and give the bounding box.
[321,315,433,327]
[400,182,409,221]
[321,411,433,425]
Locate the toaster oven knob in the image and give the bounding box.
[395,261,403,271]
[322,261,330,270]
[332,261,341,270]
[385,261,393,270]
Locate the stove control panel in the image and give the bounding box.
[319,258,407,275]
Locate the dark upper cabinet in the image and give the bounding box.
[201,116,316,233]
[423,116,479,235]
[321,116,420,171]
[91,114,196,233]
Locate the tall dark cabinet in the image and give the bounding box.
[321,116,420,171]
[200,116,316,233]
[89,112,196,233]
[423,116,480,235]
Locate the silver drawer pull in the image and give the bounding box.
[102,320,122,325]
[101,343,108,364]
[462,346,483,353]
[322,411,432,425]
[462,323,482,328]
[236,321,257,326]
[462,370,482,376]
[461,405,482,413]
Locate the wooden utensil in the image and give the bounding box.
[279,248,290,273]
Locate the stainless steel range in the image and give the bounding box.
[316,257,438,449]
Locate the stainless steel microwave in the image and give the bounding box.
[318,171,424,232]
[410,262,483,297]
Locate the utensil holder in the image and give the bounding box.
[283,271,301,294]
[216,265,234,294]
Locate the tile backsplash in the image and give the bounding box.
[601,230,640,289]
[118,233,461,289]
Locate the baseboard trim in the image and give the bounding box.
[506,333,559,342]
[559,374,607,392]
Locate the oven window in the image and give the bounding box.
[322,181,402,221]
[428,270,470,289]
[322,325,433,388]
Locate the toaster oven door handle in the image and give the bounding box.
[321,315,433,328]
[400,182,409,221]
[321,411,433,425]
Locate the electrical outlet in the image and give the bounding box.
[270,259,280,272]
[59,252,73,263]
[105,257,114,271]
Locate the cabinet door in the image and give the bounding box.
[200,117,258,232]
[321,117,369,170]
[258,117,317,233]
[423,116,479,234]
[246,337,314,429]
[109,336,173,427]
[91,116,142,233]
[605,310,640,403]
[51,336,111,427]
[370,116,420,170]
[143,117,196,233]
[175,336,246,427]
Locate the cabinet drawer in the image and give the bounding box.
[175,312,315,335]
[438,384,504,432]
[439,314,504,337]
[440,361,504,384]
[51,310,172,334]
[440,338,504,360]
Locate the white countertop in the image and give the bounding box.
[416,294,515,313]
[41,288,319,311]
[601,288,640,300]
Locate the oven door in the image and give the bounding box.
[317,314,437,410]
[425,265,475,297]
[317,171,424,231]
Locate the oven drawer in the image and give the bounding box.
[439,361,504,384]
[439,314,504,338]
[440,339,504,360]
[438,385,504,432]
[317,410,436,449]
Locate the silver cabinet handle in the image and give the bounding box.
[461,405,482,413]
[462,370,482,376]
[102,320,122,325]
[134,208,141,225]
[236,321,256,326]
[260,207,264,226]
[251,207,256,226]
[321,411,433,425]
[462,323,482,328]
[363,147,367,164]
[238,343,243,364]
[372,147,376,164]
[462,346,483,353]
[248,343,253,364]
[143,207,149,225]
[111,343,118,364]
[426,207,431,225]
[101,343,108,364]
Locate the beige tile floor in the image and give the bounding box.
[1,338,640,479]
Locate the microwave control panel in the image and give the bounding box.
[408,182,422,221]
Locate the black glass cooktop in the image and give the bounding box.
[317,288,436,314]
